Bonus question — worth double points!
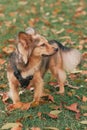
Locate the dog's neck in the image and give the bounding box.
[21,55,42,78]
[29,55,42,66]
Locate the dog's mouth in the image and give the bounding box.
[42,48,58,57]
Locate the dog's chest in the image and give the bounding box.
[21,62,41,78]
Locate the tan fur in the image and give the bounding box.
[7,31,57,104]
[7,29,81,105]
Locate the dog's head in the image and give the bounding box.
[32,40,58,57]
[25,27,58,57]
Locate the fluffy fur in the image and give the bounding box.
[7,28,81,105]
[7,31,58,104]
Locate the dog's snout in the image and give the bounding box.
[54,48,58,52]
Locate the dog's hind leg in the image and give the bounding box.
[49,54,66,94]
[56,68,66,94]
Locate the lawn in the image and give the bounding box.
[0,0,87,130]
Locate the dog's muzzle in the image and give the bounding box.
[42,48,58,57]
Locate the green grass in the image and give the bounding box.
[0,0,87,130]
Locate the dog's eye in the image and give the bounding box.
[41,43,45,47]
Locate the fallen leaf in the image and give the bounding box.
[66,29,74,33]
[7,102,30,111]
[82,52,87,59]
[31,127,41,130]
[0,13,5,17]
[1,123,22,130]
[81,70,87,75]
[11,123,23,130]
[56,28,65,34]
[65,128,71,130]
[48,95,55,102]
[2,45,15,54]
[18,1,28,5]
[0,84,7,88]
[4,21,12,27]
[75,112,81,120]
[83,113,87,116]
[80,105,87,111]
[82,96,87,102]
[0,58,6,65]
[50,110,62,116]
[37,112,42,119]
[47,113,58,119]
[7,39,15,43]
[80,120,87,125]
[64,103,80,113]
[0,92,9,104]
[44,127,59,130]
[21,102,30,110]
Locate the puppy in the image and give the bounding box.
[7,31,58,104]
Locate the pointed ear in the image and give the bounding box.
[18,32,33,48]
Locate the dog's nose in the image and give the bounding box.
[54,48,58,51]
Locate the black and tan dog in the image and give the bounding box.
[7,31,58,104]
[7,28,81,105]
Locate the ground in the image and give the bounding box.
[0,0,87,130]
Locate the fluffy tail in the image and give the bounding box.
[61,48,81,72]
[49,40,81,73]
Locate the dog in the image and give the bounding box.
[7,31,58,104]
[7,28,81,105]
[26,28,81,95]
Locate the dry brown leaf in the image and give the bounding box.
[11,123,23,130]
[66,29,74,33]
[0,13,5,17]
[31,127,41,130]
[37,112,42,118]
[83,113,87,116]
[7,39,16,43]
[7,102,30,111]
[28,18,39,27]
[4,21,12,27]
[47,113,58,119]
[81,70,87,75]
[18,1,28,5]
[0,92,9,104]
[64,103,80,113]
[82,52,87,59]
[2,45,15,54]
[48,94,55,102]
[75,112,81,120]
[21,102,30,110]
[0,58,6,65]
[0,84,7,88]
[74,10,86,17]
[82,96,87,102]
[9,12,17,17]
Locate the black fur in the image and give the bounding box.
[48,40,71,51]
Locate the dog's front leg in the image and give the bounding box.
[9,82,20,104]
[31,71,44,106]
[7,73,20,104]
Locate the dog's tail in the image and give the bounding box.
[49,40,81,73]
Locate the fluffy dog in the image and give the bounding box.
[7,31,58,104]
[26,28,81,95]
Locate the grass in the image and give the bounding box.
[0,0,87,130]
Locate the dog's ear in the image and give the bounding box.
[18,32,33,48]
